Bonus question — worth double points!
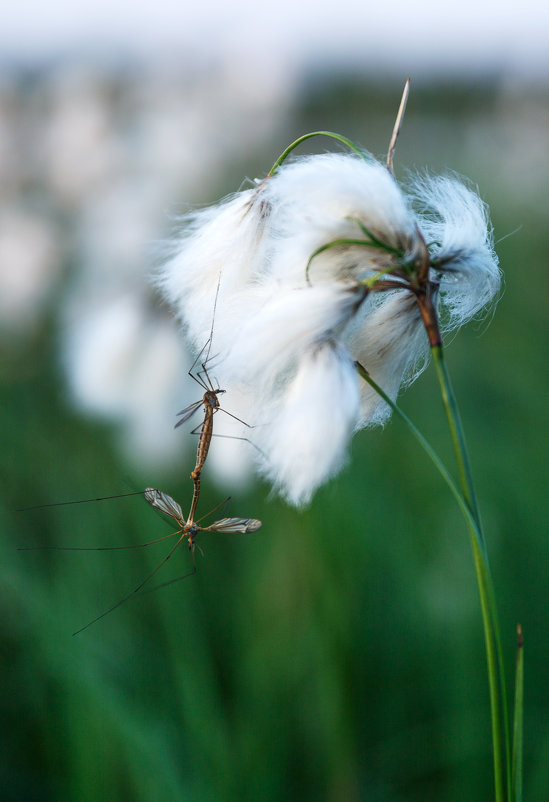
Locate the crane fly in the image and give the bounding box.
[176,340,254,524]
[70,487,260,635]
[19,487,261,636]
[176,345,224,523]
[144,487,262,543]
[175,273,262,522]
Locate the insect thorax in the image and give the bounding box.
[205,389,224,408]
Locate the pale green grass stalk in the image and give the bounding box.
[357,353,513,802]
[431,345,511,802]
[512,625,524,802]
[267,131,371,176]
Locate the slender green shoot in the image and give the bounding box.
[429,344,512,801]
[267,131,371,176]
[355,362,478,531]
[349,218,404,257]
[431,345,482,535]
[305,238,399,285]
[356,355,511,802]
[512,625,524,802]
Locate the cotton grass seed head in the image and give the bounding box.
[158,183,271,354]
[159,141,500,507]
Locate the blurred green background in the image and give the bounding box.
[1,69,548,801]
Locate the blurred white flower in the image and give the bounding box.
[0,207,61,334]
[62,292,191,467]
[160,151,500,505]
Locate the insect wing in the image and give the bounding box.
[207,517,262,534]
[175,399,204,428]
[144,488,186,525]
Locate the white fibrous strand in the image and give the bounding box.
[159,152,500,506]
[351,291,429,427]
[265,155,417,286]
[222,283,365,390]
[158,185,271,354]
[410,174,501,327]
[254,341,361,506]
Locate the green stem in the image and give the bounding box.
[470,528,509,802]
[267,131,371,176]
[429,345,511,802]
[512,625,524,802]
[431,345,482,538]
[355,363,477,532]
[357,359,511,802]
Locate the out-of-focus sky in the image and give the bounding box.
[2,0,548,79]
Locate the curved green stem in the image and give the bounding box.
[349,218,403,256]
[355,363,477,531]
[429,345,511,801]
[357,359,511,802]
[267,131,371,176]
[431,345,482,539]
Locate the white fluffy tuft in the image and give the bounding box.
[351,292,428,427]
[266,154,416,286]
[223,283,364,390]
[254,341,360,506]
[157,185,271,352]
[410,174,501,327]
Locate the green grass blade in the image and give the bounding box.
[356,360,510,802]
[267,131,372,175]
[512,624,524,802]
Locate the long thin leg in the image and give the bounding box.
[202,271,222,366]
[133,565,197,598]
[18,531,180,552]
[72,528,188,636]
[186,408,264,457]
[217,407,255,428]
[16,490,146,512]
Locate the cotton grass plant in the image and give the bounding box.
[159,81,523,802]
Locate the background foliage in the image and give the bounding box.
[1,71,548,801]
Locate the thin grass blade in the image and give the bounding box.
[512,624,524,802]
